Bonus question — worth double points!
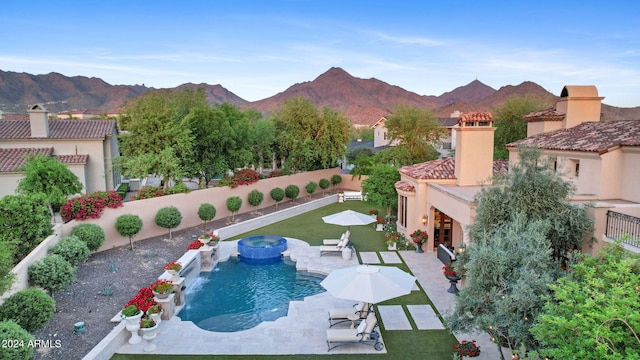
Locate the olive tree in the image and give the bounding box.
[154,206,182,239]
[361,165,401,215]
[115,214,143,250]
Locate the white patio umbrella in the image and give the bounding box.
[322,209,376,230]
[320,264,416,304]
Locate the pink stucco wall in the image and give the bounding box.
[61,169,365,252]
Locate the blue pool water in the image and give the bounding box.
[177,257,326,332]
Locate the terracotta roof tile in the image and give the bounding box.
[399,158,509,180]
[457,112,493,126]
[507,120,640,153]
[0,147,53,172]
[57,154,89,165]
[524,108,565,122]
[394,181,415,192]
[399,158,457,179]
[0,119,116,140]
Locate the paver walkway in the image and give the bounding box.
[406,304,445,330]
[359,251,380,264]
[377,305,412,330]
[378,251,402,264]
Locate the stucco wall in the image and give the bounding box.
[62,169,346,251]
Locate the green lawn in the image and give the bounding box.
[112,201,457,360]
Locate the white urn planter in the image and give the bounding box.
[122,310,143,344]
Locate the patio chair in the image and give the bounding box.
[323,230,351,246]
[319,236,351,256]
[326,312,384,351]
[328,301,371,327]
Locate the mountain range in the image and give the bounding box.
[1,67,638,126]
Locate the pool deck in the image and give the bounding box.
[115,239,511,358]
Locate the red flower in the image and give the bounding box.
[187,240,204,250]
[443,264,457,277]
[124,287,157,312]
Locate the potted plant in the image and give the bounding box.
[121,304,143,344]
[375,217,385,231]
[368,209,379,219]
[139,317,156,329]
[385,232,400,250]
[187,240,204,250]
[410,229,428,253]
[443,263,462,293]
[121,304,142,320]
[164,261,182,276]
[453,339,481,357]
[198,233,212,244]
[150,279,173,299]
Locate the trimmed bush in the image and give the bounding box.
[115,214,143,250]
[70,223,105,251]
[167,182,190,194]
[28,254,76,295]
[285,184,300,201]
[154,206,182,239]
[197,203,216,232]
[331,174,343,187]
[0,288,54,332]
[226,196,242,221]
[248,189,264,207]
[116,182,129,199]
[0,320,35,359]
[305,181,317,198]
[49,235,90,266]
[319,178,330,193]
[270,187,285,209]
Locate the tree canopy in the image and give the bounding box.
[273,97,351,171]
[384,104,445,164]
[361,164,400,215]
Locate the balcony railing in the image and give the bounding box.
[605,210,640,248]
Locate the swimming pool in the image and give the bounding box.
[177,257,326,332]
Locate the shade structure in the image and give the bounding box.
[320,264,416,304]
[322,209,376,228]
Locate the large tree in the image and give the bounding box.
[16,154,83,220]
[361,164,401,215]
[384,104,445,164]
[492,95,552,159]
[273,97,351,171]
[531,242,640,360]
[115,88,203,188]
[185,102,254,186]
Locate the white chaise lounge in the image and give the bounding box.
[323,230,351,246]
[328,301,371,327]
[319,236,350,256]
[326,312,384,351]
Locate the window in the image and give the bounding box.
[383,131,387,140]
[575,162,580,177]
[399,195,407,228]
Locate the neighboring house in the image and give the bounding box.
[371,112,460,156]
[56,109,119,119]
[0,104,120,198]
[394,85,640,256]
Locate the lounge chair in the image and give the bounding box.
[328,301,371,327]
[326,312,384,351]
[323,230,351,246]
[319,236,350,256]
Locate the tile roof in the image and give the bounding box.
[457,112,493,126]
[0,119,116,140]
[437,117,458,127]
[507,120,640,154]
[395,181,415,192]
[399,158,509,180]
[0,148,89,172]
[524,108,565,122]
[0,147,53,172]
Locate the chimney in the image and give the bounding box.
[454,112,495,186]
[556,85,603,129]
[28,104,50,138]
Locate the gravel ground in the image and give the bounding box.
[32,194,326,360]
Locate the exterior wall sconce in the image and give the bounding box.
[457,243,466,254]
[421,215,428,225]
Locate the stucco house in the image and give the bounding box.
[0,104,120,198]
[394,85,640,255]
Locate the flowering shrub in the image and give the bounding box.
[150,280,173,294]
[60,190,123,222]
[443,264,457,277]
[132,186,168,200]
[410,229,428,244]
[376,217,385,224]
[267,169,284,178]
[217,168,260,188]
[164,261,182,271]
[453,339,480,357]
[187,240,204,250]
[124,288,156,312]
[369,209,379,216]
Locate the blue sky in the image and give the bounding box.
[1,0,639,107]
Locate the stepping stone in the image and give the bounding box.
[379,251,402,264]
[359,252,380,264]
[406,305,444,330]
[378,305,412,330]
